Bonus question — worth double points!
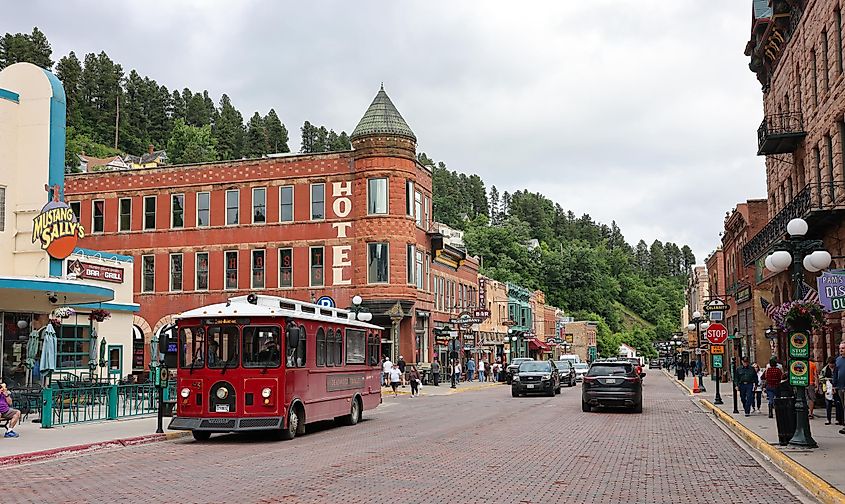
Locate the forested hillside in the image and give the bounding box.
[422,153,694,358]
[0,28,350,170]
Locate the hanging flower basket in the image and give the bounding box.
[772,300,826,332]
[89,309,111,322]
[49,318,62,328]
[53,307,75,319]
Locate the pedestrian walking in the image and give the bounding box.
[431,358,441,386]
[388,364,402,397]
[764,357,784,418]
[408,366,421,397]
[453,361,462,385]
[466,358,476,382]
[753,363,763,413]
[735,357,757,417]
[398,355,407,387]
[382,356,392,388]
[478,359,486,383]
[834,342,845,433]
[823,356,844,425]
[676,360,686,381]
[807,359,818,419]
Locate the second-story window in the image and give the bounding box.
[226,190,239,225]
[171,194,184,228]
[142,255,155,293]
[225,250,238,290]
[252,187,266,224]
[415,250,423,290]
[170,253,183,292]
[195,252,209,291]
[310,246,324,286]
[280,186,294,222]
[368,178,388,214]
[311,183,325,220]
[424,196,431,230]
[252,249,265,288]
[406,180,414,216]
[407,244,415,285]
[143,196,156,230]
[367,243,389,283]
[196,192,210,227]
[279,248,293,287]
[92,200,104,233]
[414,191,422,227]
[69,201,81,222]
[118,198,131,232]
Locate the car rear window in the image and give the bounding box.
[587,364,633,376]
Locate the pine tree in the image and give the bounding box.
[500,191,511,219]
[489,186,500,224]
[263,109,289,153]
[56,52,82,129]
[245,112,269,157]
[214,94,244,160]
[0,27,53,69]
[300,121,317,153]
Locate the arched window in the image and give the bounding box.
[316,328,326,367]
[326,329,335,366]
[334,328,343,366]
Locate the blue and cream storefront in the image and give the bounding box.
[0,62,139,386]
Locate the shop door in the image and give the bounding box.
[108,345,123,379]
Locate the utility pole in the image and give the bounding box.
[114,94,120,149]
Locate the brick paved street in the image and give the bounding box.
[5,374,805,504]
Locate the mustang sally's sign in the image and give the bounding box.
[32,185,85,260]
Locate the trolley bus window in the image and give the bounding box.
[243,326,281,368]
[179,327,203,368]
[345,329,365,364]
[287,325,306,368]
[207,325,239,369]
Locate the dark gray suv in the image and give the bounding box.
[581,361,643,413]
[511,360,560,397]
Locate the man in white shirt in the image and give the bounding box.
[388,364,403,397]
[478,360,486,382]
[382,357,393,387]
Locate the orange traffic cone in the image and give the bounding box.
[692,376,700,393]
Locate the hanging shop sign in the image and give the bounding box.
[735,287,752,304]
[32,185,85,260]
[449,311,482,327]
[67,259,124,283]
[817,270,845,312]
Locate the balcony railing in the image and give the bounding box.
[742,181,845,265]
[757,112,806,155]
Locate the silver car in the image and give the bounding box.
[573,363,589,382]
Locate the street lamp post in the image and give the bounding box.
[730,329,741,414]
[764,218,831,449]
[687,312,710,393]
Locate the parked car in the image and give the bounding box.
[512,360,560,397]
[555,360,577,387]
[573,363,589,382]
[581,361,644,413]
[648,359,661,369]
[506,357,534,384]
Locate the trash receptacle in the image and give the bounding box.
[773,394,796,446]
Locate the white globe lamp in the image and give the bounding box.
[770,250,792,271]
[359,312,373,322]
[803,255,821,273]
[808,250,832,271]
[765,254,776,272]
[786,218,808,237]
[692,311,701,320]
[687,323,696,331]
[352,295,362,306]
[701,322,711,331]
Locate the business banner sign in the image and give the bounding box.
[818,270,845,312]
[67,259,124,283]
[32,185,85,260]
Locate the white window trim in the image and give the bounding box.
[195,252,209,291]
[91,199,105,234]
[279,185,295,223]
[309,245,325,287]
[196,192,210,228]
[170,193,185,229]
[310,183,325,221]
[225,189,240,226]
[141,254,155,293]
[407,244,415,285]
[251,249,266,289]
[367,242,390,284]
[118,197,131,233]
[278,248,293,288]
[169,253,183,292]
[224,250,238,290]
[406,180,414,217]
[252,187,267,225]
[143,196,156,230]
[367,177,389,215]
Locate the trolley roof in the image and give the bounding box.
[175,294,384,331]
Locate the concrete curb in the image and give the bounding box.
[662,369,694,395]
[663,369,845,504]
[0,431,189,467]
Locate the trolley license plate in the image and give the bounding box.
[526,384,534,389]
[215,404,229,413]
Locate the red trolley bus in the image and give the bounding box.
[168,294,383,441]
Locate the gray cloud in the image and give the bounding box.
[7,0,767,260]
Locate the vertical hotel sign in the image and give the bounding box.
[32,184,85,260]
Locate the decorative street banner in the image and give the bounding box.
[817,270,845,312]
[789,359,809,386]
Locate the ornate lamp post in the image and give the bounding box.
[764,218,831,448]
[687,312,710,392]
[350,295,374,322]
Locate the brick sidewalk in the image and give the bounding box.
[668,369,845,498]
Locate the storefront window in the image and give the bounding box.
[57,324,90,369]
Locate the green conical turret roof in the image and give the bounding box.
[351,85,416,142]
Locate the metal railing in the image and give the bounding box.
[40,381,175,428]
[743,181,845,265]
[757,112,805,152]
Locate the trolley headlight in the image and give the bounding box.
[180,387,190,398]
[261,387,272,398]
[216,388,228,400]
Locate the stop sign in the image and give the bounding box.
[705,323,728,345]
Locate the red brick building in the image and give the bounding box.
[744,0,845,363]
[65,87,479,368]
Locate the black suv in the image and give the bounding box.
[505,357,534,384]
[555,361,577,387]
[512,360,560,397]
[581,361,644,413]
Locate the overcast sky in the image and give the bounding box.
[8,0,765,261]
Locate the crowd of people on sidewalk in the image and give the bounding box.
[380,356,504,397]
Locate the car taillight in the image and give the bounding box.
[624,376,640,383]
[583,376,597,382]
